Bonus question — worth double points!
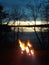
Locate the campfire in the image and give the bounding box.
[18,39,34,56]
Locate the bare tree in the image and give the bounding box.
[8,5,24,43]
[26,3,42,47]
[40,1,49,49]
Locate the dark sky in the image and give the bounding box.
[0,0,48,21]
[0,0,48,7]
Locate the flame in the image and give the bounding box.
[27,40,32,47]
[18,39,34,55]
[19,40,26,51]
[26,47,29,53]
[31,50,34,55]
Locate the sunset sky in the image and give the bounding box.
[0,0,49,32]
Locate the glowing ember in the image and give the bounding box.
[31,50,34,55]
[29,53,31,56]
[18,39,34,56]
[21,51,23,54]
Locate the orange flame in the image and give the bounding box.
[26,47,29,53]
[19,40,26,51]
[18,39,34,55]
[27,40,32,47]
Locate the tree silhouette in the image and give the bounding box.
[40,1,49,49]
[26,3,42,48]
[0,5,8,24]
